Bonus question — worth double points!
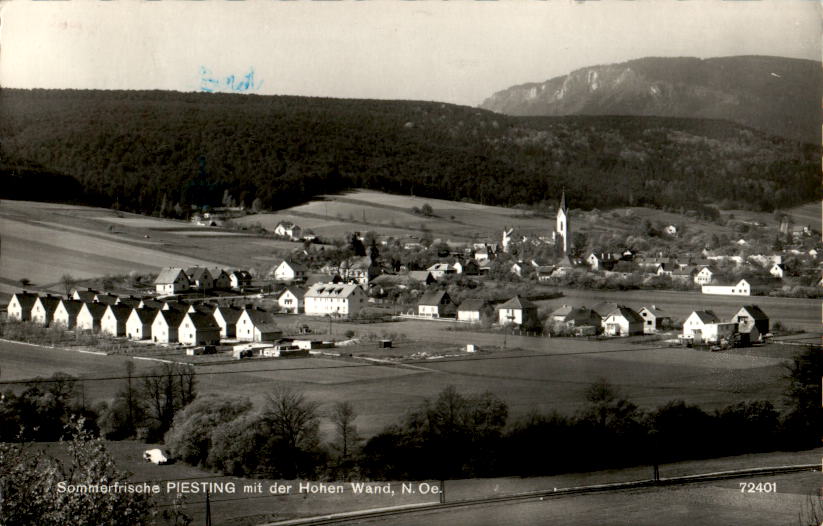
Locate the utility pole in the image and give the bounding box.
[205,490,212,526]
[439,479,446,504]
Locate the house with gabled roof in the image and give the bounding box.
[155,268,190,296]
[151,309,186,343]
[213,305,243,338]
[407,271,435,285]
[53,299,84,329]
[497,296,539,328]
[8,291,39,322]
[72,288,99,303]
[694,266,714,285]
[162,299,191,312]
[682,310,739,344]
[94,293,120,306]
[591,302,620,320]
[77,302,107,332]
[229,270,252,290]
[209,268,232,290]
[418,290,456,318]
[278,287,306,314]
[550,305,601,329]
[101,304,133,337]
[31,294,61,326]
[730,305,769,344]
[428,262,457,280]
[126,307,158,340]
[187,267,215,291]
[305,282,367,318]
[271,260,307,282]
[116,296,142,308]
[638,305,671,334]
[179,312,221,346]
[457,299,489,323]
[236,308,281,342]
[274,221,302,240]
[769,263,786,279]
[139,298,164,310]
[602,306,644,336]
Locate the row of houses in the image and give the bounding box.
[155,267,252,295]
[415,291,541,328]
[7,291,282,345]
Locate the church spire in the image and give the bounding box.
[559,189,567,213]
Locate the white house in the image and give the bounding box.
[236,308,281,342]
[682,310,720,340]
[730,305,769,344]
[496,296,538,327]
[602,307,644,336]
[271,260,307,282]
[638,305,671,334]
[278,287,305,314]
[274,221,302,240]
[229,270,252,290]
[76,302,107,332]
[769,263,786,279]
[71,288,99,303]
[101,304,133,337]
[213,305,243,339]
[31,294,61,327]
[154,268,190,296]
[418,291,456,318]
[664,225,677,236]
[702,279,751,296]
[178,312,221,346]
[694,267,714,285]
[53,299,84,329]
[457,299,488,323]
[151,309,186,343]
[126,307,158,340]
[428,263,456,280]
[7,292,37,322]
[304,282,367,318]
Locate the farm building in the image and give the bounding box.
[30,294,60,326]
[304,282,367,318]
[101,304,133,337]
[151,309,186,343]
[702,279,751,296]
[638,305,671,334]
[236,308,282,342]
[126,307,158,340]
[278,287,306,314]
[229,270,252,290]
[418,291,456,318]
[497,296,539,328]
[271,260,307,282]
[187,267,215,291]
[457,299,489,323]
[602,307,644,336]
[7,293,32,323]
[53,299,84,329]
[155,268,190,296]
[730,305,769,344]
[179,312,221,346]
[681,310,739,344]
[77,302,107,332]
[213,305,243,338]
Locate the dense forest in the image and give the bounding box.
[0,89,819,214]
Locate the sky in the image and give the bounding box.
[0,0,820,107]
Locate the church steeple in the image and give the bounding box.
[555,189,570,256]
[559,189,567,213]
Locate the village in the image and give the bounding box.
[4,193,806,359]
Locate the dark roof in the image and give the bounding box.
[116,296,141,308]
[72,289,99,302]
[418,290,451,306]
[187,267,213,281]
[691,310,720,324]
[95,293,119,305]
[591,302,620,318]
[407,271,433,282]
[458,298,488,311]
[737,305,769,321]
[36,295,61,312]
[157,309,186,327]
[163,300,191,312]
[215,305,243,323]
[550,305,574,317]
[140,299,164,309]
[185,312,219,330]
[81,302,107,319]
[58,299,84,315]
[497,295,536,310]
[281,287,306,300]
[280,260,307,272]
[106,304,133,321]
[132,307,159,323]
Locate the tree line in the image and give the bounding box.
[1,89,819,216]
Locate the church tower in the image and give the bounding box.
[555,190,570,255]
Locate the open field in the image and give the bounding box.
[0,199,311,297]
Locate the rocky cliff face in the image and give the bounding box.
[480,56,821,143]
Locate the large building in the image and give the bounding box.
[304,282,366,318]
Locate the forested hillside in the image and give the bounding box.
[1,89,818,215]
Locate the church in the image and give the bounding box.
[553,191,570,255]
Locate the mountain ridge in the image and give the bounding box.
[480,55,821,143]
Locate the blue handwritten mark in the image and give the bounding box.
[199,67,263,93]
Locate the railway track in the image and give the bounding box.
[262,463,819,526]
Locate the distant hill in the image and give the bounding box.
[0,89,819,217]
[480,56,821,144]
